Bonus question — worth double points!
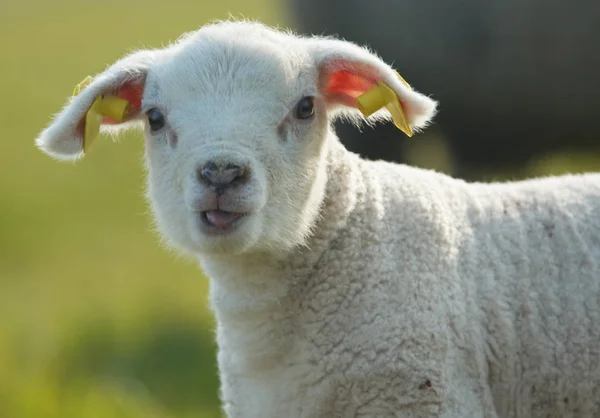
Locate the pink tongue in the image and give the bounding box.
[205,210,240,228]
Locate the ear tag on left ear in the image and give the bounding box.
[73,75,93,96]
[72,76,131,153]
[356,72,413,137]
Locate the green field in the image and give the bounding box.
[0,2,284,417]
[1,1,599,417]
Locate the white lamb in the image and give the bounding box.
[35,20,600,418]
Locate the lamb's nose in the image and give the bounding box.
[197,161,247,194]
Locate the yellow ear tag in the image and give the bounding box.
[356,71,413,137]
[73,75,93,96]
[72,76,131,154]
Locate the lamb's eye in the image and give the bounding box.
[147,108,165,131]
[294,96,315,120]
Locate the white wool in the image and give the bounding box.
[36,20,600,418]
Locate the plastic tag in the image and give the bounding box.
[356,71,413,137]
[72,76,131,153]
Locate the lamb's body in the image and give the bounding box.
[205,139,600,417]
[35,20,600,418]
[463,174,600,416]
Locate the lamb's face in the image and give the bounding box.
[35,21,437,257]
[143,30,330,254]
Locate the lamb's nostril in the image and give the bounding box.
[198,161,218,184]
[224,164,246,183]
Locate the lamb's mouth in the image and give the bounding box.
[197,209,247,234]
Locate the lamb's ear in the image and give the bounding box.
[35,50,158,161]
[309,38,437,135]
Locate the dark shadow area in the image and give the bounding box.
[287,0,600,180]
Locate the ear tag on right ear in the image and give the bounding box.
[72,76,131,154]
[356,72,413,137]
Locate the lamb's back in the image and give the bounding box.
[464,173,600,417]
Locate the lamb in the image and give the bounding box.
[35,20,600,418]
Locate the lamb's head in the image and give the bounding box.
[35,21,437,256]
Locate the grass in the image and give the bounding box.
[0,1,285,417]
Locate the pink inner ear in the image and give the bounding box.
[101,81,144,125]
[323,69,378,108]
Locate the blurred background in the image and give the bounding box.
[1,0,599,417]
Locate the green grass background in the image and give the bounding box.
[1,1,599,417]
